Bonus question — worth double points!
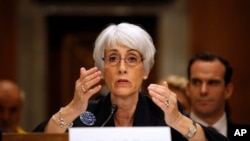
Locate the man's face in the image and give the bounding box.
[0,85,22,132]
[186,60,232,118]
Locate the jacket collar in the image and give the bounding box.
[94,93,152,126]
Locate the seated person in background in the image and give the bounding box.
[186,52,250,140]
[159,75,190,115]
[33,22,229,141]
[0,80,26,133]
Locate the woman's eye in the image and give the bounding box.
[109,56,119,62]
[127,56,138,62]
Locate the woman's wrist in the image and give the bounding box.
[45,106,81,133]
[170,115,206,141]
[51,107,74,129]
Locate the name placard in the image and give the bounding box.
[69,127,171,141]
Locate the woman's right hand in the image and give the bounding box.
[68,67,102,115]
[45,67,102,133]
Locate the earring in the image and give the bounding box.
[143,76,148,80]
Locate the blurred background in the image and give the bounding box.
[0,0,249,131]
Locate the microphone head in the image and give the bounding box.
[111,104,118,113]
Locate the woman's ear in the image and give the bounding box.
[143,71,149,80]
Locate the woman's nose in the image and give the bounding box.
[118,59,127,74]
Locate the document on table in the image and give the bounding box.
[69,127,171,141]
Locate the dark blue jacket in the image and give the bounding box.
[33,93,229,141]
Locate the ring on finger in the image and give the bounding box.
[165,98,170,107]
[81,85,87,93]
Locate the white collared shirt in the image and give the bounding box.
[190,112,228,137]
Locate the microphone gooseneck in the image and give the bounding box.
[110,104,118,114]
[101,104,118,127]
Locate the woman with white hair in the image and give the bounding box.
[34,22,229,141]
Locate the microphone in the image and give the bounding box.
[101,104,118,127]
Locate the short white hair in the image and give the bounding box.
[93,22,156,74]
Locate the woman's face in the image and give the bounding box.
[103,43,146,98]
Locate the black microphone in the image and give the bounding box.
[101,104,118,127]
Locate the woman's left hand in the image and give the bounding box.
[147,81,183,126]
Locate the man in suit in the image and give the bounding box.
[186,52,249,140]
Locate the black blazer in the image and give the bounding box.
[33,93,229,141]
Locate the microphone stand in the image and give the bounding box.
[101,104,118,127]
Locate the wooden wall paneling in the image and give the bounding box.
[0,0,17,80]
[189,0,250,124]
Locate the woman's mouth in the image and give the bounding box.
[116,79,130,86]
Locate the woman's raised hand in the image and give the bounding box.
[68,67,102,115]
